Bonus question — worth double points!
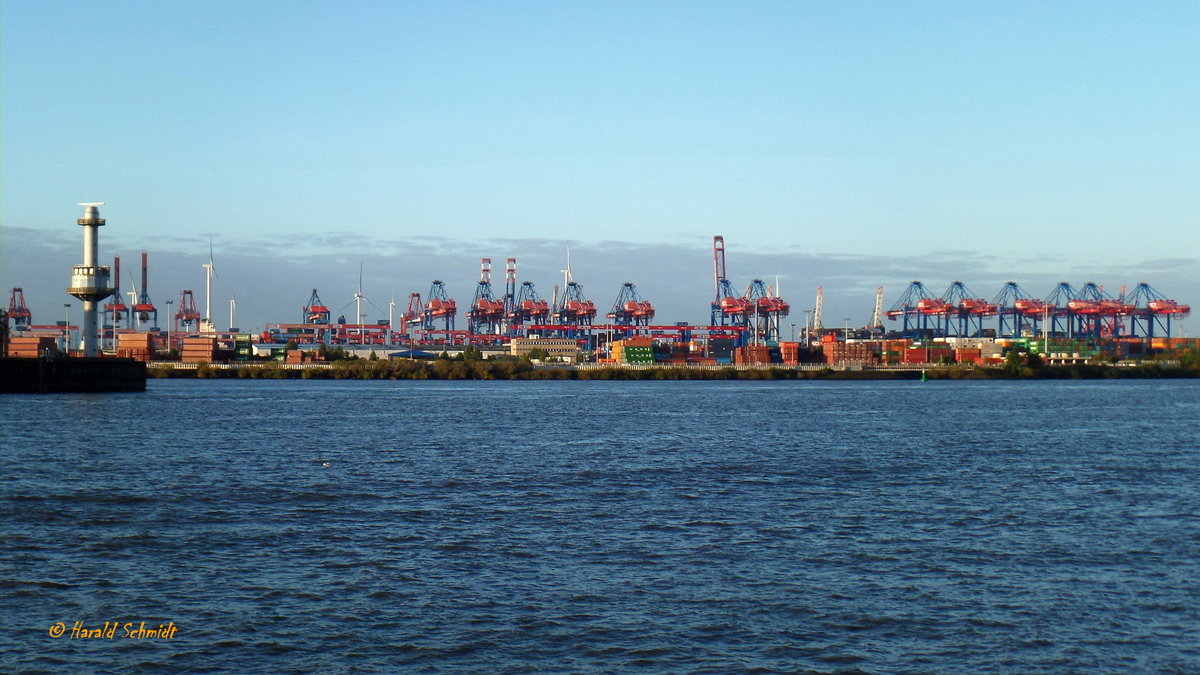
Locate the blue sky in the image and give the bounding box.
[3,1,1197,332]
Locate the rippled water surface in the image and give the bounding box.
[3,378,1199,672]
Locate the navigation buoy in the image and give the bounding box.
[921,370,927,382]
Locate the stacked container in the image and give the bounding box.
[6,336,60,358]
[612,337,655,364]
[181,336,218,363]
[735,345,773,365]
[234,334,254,361]
[779,341,800,365]
[116,331,155,362]
[903,346,955,364]
[708,337,735,364]
[824,342,876,365]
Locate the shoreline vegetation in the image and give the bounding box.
[149,358,1200,382]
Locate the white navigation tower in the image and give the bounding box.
[67,203,115,356]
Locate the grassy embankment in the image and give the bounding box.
[149,351,1200,381]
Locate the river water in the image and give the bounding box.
[3,379,1198,672]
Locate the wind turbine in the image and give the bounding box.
[337,263,387,343]
[554,244,574,312]
[200,238,218,333]
[126,277,140,330]
[388,283,397,343]
[229,294,238,332]
[354,263,365,327]
[561,245,574,288]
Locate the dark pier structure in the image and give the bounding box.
[0,357,146,394]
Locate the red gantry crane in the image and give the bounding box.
[510,281,551,331]
[132,252,158,328]
[1043,282,1081,336]
[606,282,656,326]
[502,258,517,335]
[554,281,596,327]
[992,281,1046,338]
[710,235,750,326]
[7,287,32,328]
[174,289,201,334]
[425,281,456,330]
[1068,282,1132,338]
[466,258,506,335]
[303,289,331,325]
[104,255,129,329]
[885,281,936,339]
[743,279,789,342]
[400,292,424,339]
[938,281,996,337]
[1126,282,1191,339]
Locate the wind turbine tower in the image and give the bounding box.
[67,203,115,356]
[354,264,366,327]
[200,242,217,334]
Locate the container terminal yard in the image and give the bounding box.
[2,205,1194,369]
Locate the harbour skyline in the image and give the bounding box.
[2,1,1197,332]
[4,221,1193,337]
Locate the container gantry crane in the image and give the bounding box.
[1043,282,1081,336]
[554,281,596,327]
[104,255,129,330]
[466,258,506,335]
[812,286,824,335]
[303,289,331,325]
[425,281,456,330]
[992,281,1045,338]
[502,258,517,335]
[7,288,32,327]
[743,279,789,342]
[939,281,996,337]
[131,251,158,328]
[884,281,937,339]
[1068,282,1131,339]
[606,282,655,326]
[174,289,201,335]
[401,292,423,338]
[868,286,884,336]
[1126,283,1190,339]
[710,235,749,326]
[510,281,551,331]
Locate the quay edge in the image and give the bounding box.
[0,357,147,393]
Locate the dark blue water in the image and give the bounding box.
[3,379,1198,672]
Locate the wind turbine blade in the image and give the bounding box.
[207,238,220,279]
